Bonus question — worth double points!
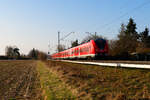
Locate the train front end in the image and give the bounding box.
[93,38,108,58]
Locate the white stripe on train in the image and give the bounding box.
[54,54,95,59]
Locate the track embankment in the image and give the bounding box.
[45,60,150,100]
[36,61,76,100]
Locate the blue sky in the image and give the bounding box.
[0,0,150,55]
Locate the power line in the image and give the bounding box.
[94,0,150,31]
[73,0,150,36]
[60,32,75,41]
[56,31,75,52]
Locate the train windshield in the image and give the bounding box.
[94,38,106,50]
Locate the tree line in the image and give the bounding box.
[5,47,47,60]
[109,18,150,58]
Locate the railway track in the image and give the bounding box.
[58,60,150,69]
[79,60,150,64]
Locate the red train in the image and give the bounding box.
[51,38,109,59]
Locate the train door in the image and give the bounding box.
[79,48,80,58]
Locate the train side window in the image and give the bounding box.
[76,49,78,54]
[72,49,75,55]
[80,48,82,53]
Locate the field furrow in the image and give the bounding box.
[0,61,42,100]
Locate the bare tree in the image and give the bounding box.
[5,46,20,59]
[81,32,105,44]
[108,40,118,56]
[28,48,38,59]
[38,51,47,61]
[13,47,20,59]
[5,46,13,58]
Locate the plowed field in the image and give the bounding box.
[0,61,41,100]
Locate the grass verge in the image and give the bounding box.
[36,61,76,100]
[45,60,150,100]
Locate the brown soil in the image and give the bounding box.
[0,60,42,100]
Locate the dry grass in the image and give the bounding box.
[45,60,150,100]
[36,61,76,99]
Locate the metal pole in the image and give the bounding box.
[95,32,97,36]
[95,32,97,38]
[48,42,50,55]
[58,31,60,52]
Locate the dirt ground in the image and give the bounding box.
[45,60,150,100]
[0,60,41,100]
[1,60,150,100]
